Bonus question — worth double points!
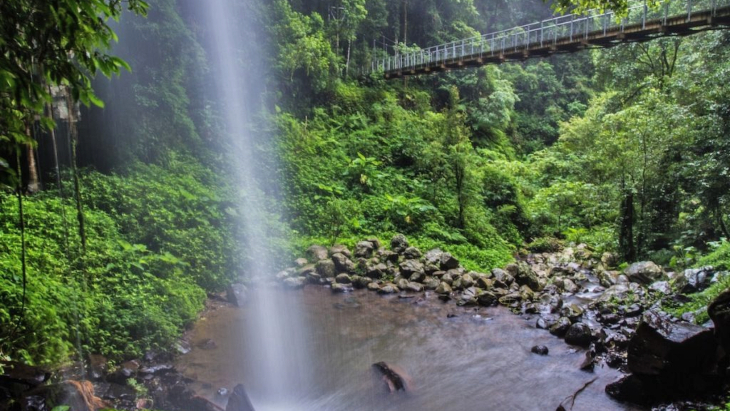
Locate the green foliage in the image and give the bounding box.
[697,239,730,271]
[0,155,243,364]
[528,237,564,253]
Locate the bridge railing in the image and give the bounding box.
[368,0,728,75]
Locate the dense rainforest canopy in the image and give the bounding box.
[0,0,728,374]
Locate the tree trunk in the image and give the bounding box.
[65,87,87,254]
[403,0,408,45]
[619,191,636,262]
[25,141,39,194]
[346,39,351,77]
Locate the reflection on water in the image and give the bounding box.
[176,286,641,411]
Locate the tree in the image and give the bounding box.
[549,0,660,15]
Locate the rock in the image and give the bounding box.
[351,275,370,289]
[294,257,308,267]
[297,264,316,277]
[283,277,306,289]
[306,272,321,284]
[435,282,452,295]
[313,259,337,278]
[531,345,549,355]
[403,247,422,260]
[423,277,440,290]
[597,270,620,288]
[565,323,593,347]
[491,268,514,285]
[366,263,388,279]
[331,283,353,293]
[476,277,493,290]
[226,284,248,307]
[498,293,522,306]
[549,317,572,337]
[507,262,540,291]
[580,343,597,371]
[519,285,535,302]
[562,279,578,294]
[424,248,444,265]
[367,282,380,291]
[174,339,192,355]
[409,270,426,283]
[390,234,409,254]
[406,282,424,293]
[396,277,410,290]
[708,289,730,358]
[460,274,475,289]
[439,253,460,270]
[601,252,619,268]
[628,310,717,376]
[331,253,355,273]
[87,354,107,380]
[441,273,453,285]
[457,287,479,306]
[372,362,409,393]
[649,280,671,295]
[198,339,217,350]
[536,315,558,329]
[378,284,399,294]
[676,266,714,293]
[330,244,351,258]
[335,273,352,284]
[624,261,665,285]
[109,360,139,383]
[355,241,375,258]
[226,384,255,411]
[306,245,328,262]
[560,304,584,322]
[380,250,400,264]
[399,260,424,277]
[477,291,498,307]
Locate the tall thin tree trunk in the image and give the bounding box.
[65,87,86,255]
[403,0,408,45]
[346,39,351,77]
[25,142,39,194]
[619,191,636,262]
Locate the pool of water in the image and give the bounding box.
[175,286,641,411]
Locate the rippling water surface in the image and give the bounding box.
[176,286,641,411]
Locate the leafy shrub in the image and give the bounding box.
[697,239,730,271]
[527,236,563,253]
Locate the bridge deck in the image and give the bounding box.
[371,1,730,79]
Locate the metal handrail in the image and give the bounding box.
[368,0,728,75]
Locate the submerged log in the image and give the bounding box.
[372,362,410,393]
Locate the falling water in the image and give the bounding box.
[200,0,313,408]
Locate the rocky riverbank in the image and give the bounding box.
[274,234,730,409]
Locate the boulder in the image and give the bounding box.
[628,310,717,377]
[351,275,371,289]
[423,277,440,290]
[531,345,549,356]
[297,264,316,277]
[331,283,353,293]
[405,282,424,293]
[316,259,337,278]
[648,281,671,295]
[491,269,514,288]
[601,252,619,268]
[675,266,714,293]
[409,271,426,283]
[565,323,592,347]
[329,244,351,258]
[226,283,248,307]
[331,253,355,273]
[424,248,444,265]
[294,257,308,267]
[435,282,452,295]
[88,354,108,380]
[439,253,460,270]
[477,291,498,307]
[506,262,540,291]
[335,273,352,284]
[355,241,375,258]
[378,284,399,294]
[366,263,388,279]
[367,282,381,292]
[306,245,328,262]
[460,274,475,289]
[708,289,730,358]
[399,260,424,277]
[226,384,255,411]
[549,317,572,337]
[380,250,400,264]
[390,234,409,254]
[283,277,306,290]
[624,261,665,285]
[403,247,422,260]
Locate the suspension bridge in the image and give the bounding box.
[367,0,730,79]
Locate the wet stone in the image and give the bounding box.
[531,345,549,356]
